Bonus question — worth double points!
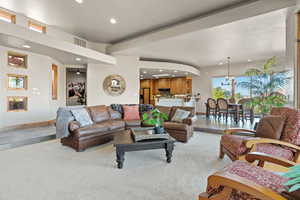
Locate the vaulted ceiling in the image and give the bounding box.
[0,0,295,68]
[120,8,287,67]
[0,0,250,43]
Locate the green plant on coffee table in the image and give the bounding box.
[283,165,300,193]
[142,108,168,128]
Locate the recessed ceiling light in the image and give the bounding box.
[23,44,31,49]
[143,71,147,74]
[247,59,252,62]
[110,18,117,24]
[75,0,83,4]
[75,57,81,61]
[174,70,178,73]
[219,62,223,65]
[159,69,163,72]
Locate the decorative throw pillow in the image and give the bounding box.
[71,108,93,127]
[123,105,140,120]
[108,107,122,120]
[256,115,285,140]
[171,109,190,123]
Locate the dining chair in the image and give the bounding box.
[206,98,217,118]
[238,98,254,123]
[217,98,236,122]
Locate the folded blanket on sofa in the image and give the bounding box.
[56,107,77,138]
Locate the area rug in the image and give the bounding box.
[0,132,231,200]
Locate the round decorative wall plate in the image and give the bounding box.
[103,74,126,96]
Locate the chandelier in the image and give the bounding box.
[221,57,235,86]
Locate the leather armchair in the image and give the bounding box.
[163,106,196,143]
[199,152,298,200]
[220,107,300,163]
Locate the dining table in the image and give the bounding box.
[228,103,243,123]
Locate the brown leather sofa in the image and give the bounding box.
[156,106,196,143]
[61,105,126,152]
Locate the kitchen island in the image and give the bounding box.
[156,97,200,108]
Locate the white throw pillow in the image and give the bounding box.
[171,109,190,123]
[71,108,93,127]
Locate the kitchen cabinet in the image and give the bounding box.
[186,76,192,94]
[157,78,171,89]
[170,77,192,94]
[140,76,193,105]
[152,79,158,95]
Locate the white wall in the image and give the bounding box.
[87,55,140,106]
[192,58,289,113]
[0,45,65,128]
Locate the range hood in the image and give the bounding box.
[158,88,170,91]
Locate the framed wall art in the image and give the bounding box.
[103,74,126,96]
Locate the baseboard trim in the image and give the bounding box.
[0,120,55,132]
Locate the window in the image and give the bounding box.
[212,73,290,102]
[8,51,27,69]
[0,9,16,23]
[7,74,28,90]
[7,96,28,112]
[28,21,46,33]
[51,64,58,100]
[212,76,253,101]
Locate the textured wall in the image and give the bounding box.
[87,55,140,106]
[0,45,65,128]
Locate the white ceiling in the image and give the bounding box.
[120,8,287,68]
[0,0,249,43]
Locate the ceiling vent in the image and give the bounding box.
[74,37,87,48]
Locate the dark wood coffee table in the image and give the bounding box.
[113,129,176,169]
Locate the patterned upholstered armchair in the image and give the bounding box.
[220,107,300,164]
[199,152,299,200]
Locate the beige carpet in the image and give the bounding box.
[0,132,231,200]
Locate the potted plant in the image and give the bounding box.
[142,108,168,134]
[239,56,289,116]
[282,165,300,199]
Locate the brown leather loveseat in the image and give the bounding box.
[61,105,125,152]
